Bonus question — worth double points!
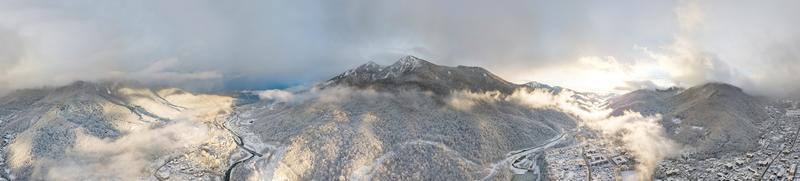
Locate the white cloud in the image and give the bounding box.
[583,111,679,179]
[255,89,296,102]
[125,58,223,87]
[46,121,212,180]
[519,56,669,94]
[1,0,799,97]
[447,88,681,178]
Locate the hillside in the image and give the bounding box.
[326,55,519,95]
[229,56,579,180]
[608,83,768,156]
[0,81,236,180]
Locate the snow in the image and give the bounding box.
[672,118,682,124]
[786,109,800,117]
[483,130,568,180]
[620,170,638,181]
[0,83,236,180]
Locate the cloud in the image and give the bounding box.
[614,80,661,92]
[447,88,681,178]
[0,1,224,94]
[254,90,296,103]
[0,0,799,98]
[123,58,224,91]
[127,58,222,82]
[0,0,677,94]
[2,86,237,180]
[583,111,679,179]
[638,0,738,88]
[517,56,671,94]
[44,121,212,180]
[631,0,800,97]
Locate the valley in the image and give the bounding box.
[0,57,793,181]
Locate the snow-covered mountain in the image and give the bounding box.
[326,55,519,95]
[0,81,237,180]
[231,56,580,180]
[523,81,612,112]
[608,83,768,157]
[0,55,781,180]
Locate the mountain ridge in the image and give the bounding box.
[326,55,519,95]
[608,82,768,157]
[0,81,237,180]
[0,56,781,180]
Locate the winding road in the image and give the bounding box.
[222,113,263,181]
[481,129,569,181]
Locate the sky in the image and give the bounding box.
[0,0,799,97]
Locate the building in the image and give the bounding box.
[611,156,628,165]
[786,109,800,117]
[588,155,608,166]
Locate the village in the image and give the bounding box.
[654,101,800,180]
[511,100,800,181]
[508,133,636,181]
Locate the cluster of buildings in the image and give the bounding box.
[543,144,590,180]
[655,104,800,180]
[784,100,800,117]
[543,140,635,180]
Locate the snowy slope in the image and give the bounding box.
[327,55,519,95]
[608,83,768,156]
[229,56,580,180]
[0,81,237,180]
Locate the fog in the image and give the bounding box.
[2,85,236,180]
[448,88,680,179]
[45,121,212,180]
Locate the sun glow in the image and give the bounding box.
[516,56,672,94]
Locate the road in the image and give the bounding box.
[221,113,263,181]
[482,129,569,181]
[760,116,800,181]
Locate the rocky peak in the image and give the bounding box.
[326,55,518,94]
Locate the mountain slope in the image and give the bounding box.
[608,83,767,156]
[232,56,578,180]
[607,87,682,117]
[327,55,519,95]
[0,81,236,180]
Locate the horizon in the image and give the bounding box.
[0,55,747,97]
[2,1,800,180]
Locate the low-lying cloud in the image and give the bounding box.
[45,121,212,180]
[4,86,236,180]
[254,90,297,103]
[583,112,680,179]
[448,87,680,179]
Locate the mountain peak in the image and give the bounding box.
[696,82,742,93]
[363,60,380,67]
[51,81,107,97]
[524,81,567,93]
[395,55,432,66]
[354,61,383,72]
[326,56,517,94]
[398,55,421,63]
[385,55,435,73]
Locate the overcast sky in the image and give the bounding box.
[1,0,798,97]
